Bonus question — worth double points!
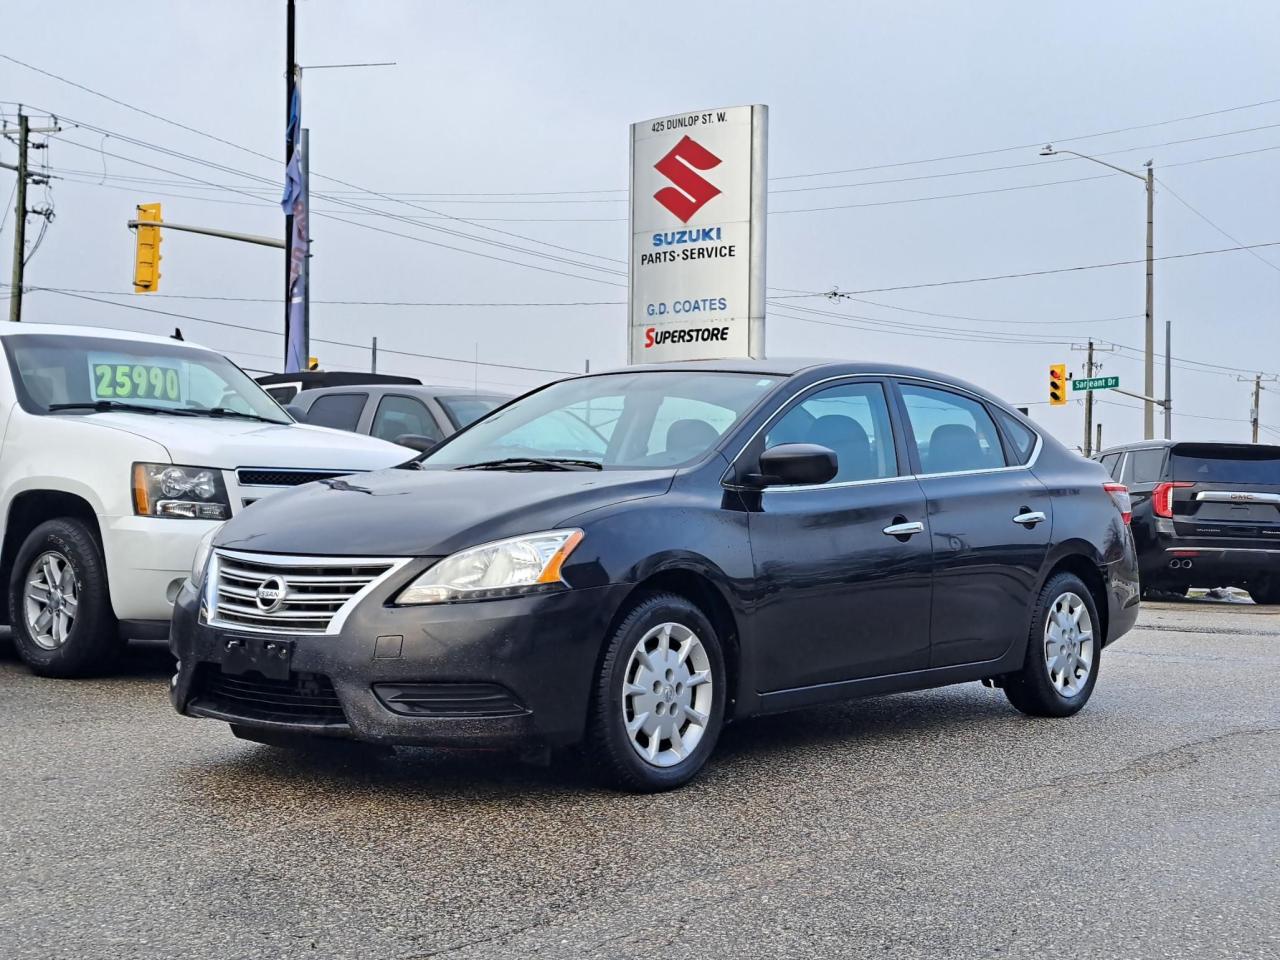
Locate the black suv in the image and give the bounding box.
[1097,441,1280,602]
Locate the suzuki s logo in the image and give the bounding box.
[255,576,288,613]
[653,135,722,223]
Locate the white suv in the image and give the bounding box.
[0,324,410,676]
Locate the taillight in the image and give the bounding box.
[1104,483,1132,524]
[1151,481,1193,518]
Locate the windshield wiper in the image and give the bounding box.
[47,401,201,417]
[455,457,603,472]
[201,407,282,423]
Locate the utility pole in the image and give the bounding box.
[3,111,60,321]
[1239,374,1279,443]
[1083,339,1095,457]
[1145,163,1157,440]
[1096,422,1103,454]
[371,336,378,373]
[284,0,296,358]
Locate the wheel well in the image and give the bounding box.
[0,491,102,623]
[1044,553,1110,644]
[613,569,742,720]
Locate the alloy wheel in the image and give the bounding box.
[24,550,79,651]
[622,622,714,768]
[1043,591,1094,698]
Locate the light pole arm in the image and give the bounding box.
[1045,148,1147,182]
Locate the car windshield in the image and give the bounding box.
[424,371,779,470]
[439,394,507,429]
[2,333,291,423]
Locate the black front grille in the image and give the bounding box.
[373,682,528,718]
[237,469,353,487]
[192,666,348,725]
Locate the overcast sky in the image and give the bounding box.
[4,0,1279,448]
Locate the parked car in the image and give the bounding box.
[256,370,421,406]
[1097,440,1280,602]
[289,384,510,449]
[171,360,1139,791]
[0,324,412,677]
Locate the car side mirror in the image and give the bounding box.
[750,443,838,487]
[284,403,308,423]
[394,433,438,454]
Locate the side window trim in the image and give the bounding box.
[889,377,1034,478]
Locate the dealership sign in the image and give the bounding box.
[629,105,768,363]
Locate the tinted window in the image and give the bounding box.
[439,395,506,429]
[994,408,1037,465]
[766,382,898,482]
[372,395,442,443]
[1171,446,1280,485]
[1129,448,1166,484]
[1099,453,1122,480]
[305,393,366,431]
[899,384,1007,474]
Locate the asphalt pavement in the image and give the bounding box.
[1,599,1277,960]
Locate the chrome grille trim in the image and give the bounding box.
[207,549,409,635]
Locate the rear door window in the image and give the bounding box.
[1129,448,1167,485]
[899,384,1007,474]
[305,393,366,431]
[992,408,1037,465]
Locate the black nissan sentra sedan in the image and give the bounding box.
[170,360,1140,791]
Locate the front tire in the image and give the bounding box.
[585,592,726,792]
[1004,572,1101,718]
[1247,579,1280,605]
[9,518,119,677]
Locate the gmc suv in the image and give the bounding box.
[1097,441,1280,602]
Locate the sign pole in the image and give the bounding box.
[1083,339,1095,457]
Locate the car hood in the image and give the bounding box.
[214,465,673,557]
[84,412,410,470]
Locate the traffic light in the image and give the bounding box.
[1049,363,1068,406]
[133,203,162,293]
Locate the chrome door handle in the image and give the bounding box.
[883,521,925,537]
[1013,510,1047,525]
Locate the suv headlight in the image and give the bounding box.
[133,463,231,520]
[395,529,584,605]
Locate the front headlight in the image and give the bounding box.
[395,529,584,605]
[190,526,219,585]
[133,463,230,520]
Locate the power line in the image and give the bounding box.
[12,286,578,375]
[770,240,1280,297]
[6,284,625,307]
[1154,176,1280,276]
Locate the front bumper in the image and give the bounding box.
[168,575,630,749]
[100,515,221,621]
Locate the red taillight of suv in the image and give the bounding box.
[1151,481,1193,518]
[1103,483,1132,524]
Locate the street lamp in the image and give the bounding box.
[1040,144,1169,440]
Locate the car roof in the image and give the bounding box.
[296,384,510,400]
[0,322,211,351]
[594,358,1014,406]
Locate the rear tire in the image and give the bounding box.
[1005,572,1101,718]
[1247,580,1280,605]
[585,592,726,792]
[9,518,119,677]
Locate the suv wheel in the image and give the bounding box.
[585,592,726,792]
[9,518,119,677]
[1248,579,1280,605]
[1004,572,1101,718]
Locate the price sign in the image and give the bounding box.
[87,354,186,403]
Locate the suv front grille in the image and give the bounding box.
[237,468,354,487]
[210,550,401,634]
[192,666,347,725]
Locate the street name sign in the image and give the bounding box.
[1072,376,1120,391]
[629,105,767,363]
